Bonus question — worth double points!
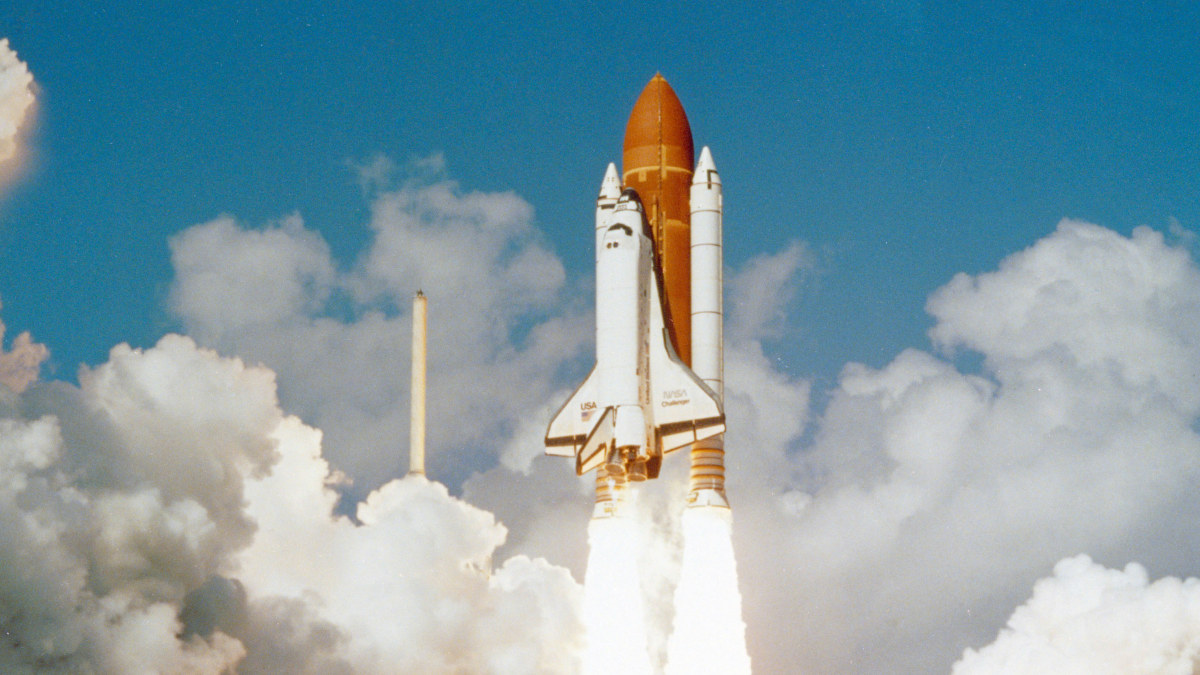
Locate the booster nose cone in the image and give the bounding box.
[599,163,621,201]
[693,146,720,186]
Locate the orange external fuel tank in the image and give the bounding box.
[622,73,695,365]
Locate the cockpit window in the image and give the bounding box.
[606,224,633,236]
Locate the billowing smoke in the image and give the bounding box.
[733,221,1200,672]
[236,415,581,673]
[0,334,270,672]
[168,161,586,495]
[158,168,1200,672]
[0,38,35,180]
[0,332,580,673]
[954,555,1200,674]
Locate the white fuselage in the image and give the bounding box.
[596,212,650,458]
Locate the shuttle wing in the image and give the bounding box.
[545,367,601,458]
[647,273,725,455]
[576,407,614,475]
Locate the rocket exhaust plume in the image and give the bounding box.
[581,494,656,675]
[665,506,752,674]
[409,290,426,476]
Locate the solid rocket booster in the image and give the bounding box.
[409,290,427,476]
[690,147,722,397]
[688,147,728,508]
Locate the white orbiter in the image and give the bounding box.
[544,188,724,483]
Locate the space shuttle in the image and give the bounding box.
[545,74,729,515]
[544,188,724,481]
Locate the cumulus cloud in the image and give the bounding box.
[168,163,587,493]
[726,240,812,345]
[235,417,581,673]
[170,214,336,334]
[721,243,813,493]
[0,38,35,175]
[731,219,1200,672]
[954,555,1200,674]
[0,302,48,393]
[928,221,1200,414]
[0,337,272,672]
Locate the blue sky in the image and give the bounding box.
[4,2,1196,384]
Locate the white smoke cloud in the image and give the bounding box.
[721,244,813,495]
[0,336,271,672]
[168,164,588,493]
[954,555,1200,674]
[170,214,336,334]
[168,154,1200,672]
[732,219,1200,672]
[928,221,1200,414]
[0,333,580,673]
[726,241,812,345]
[235,416,581,673]
[0,38,35,177]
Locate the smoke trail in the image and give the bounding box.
[665,506,752,675]
[581,502,655,675]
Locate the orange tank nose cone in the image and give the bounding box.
[622,73,694,172]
